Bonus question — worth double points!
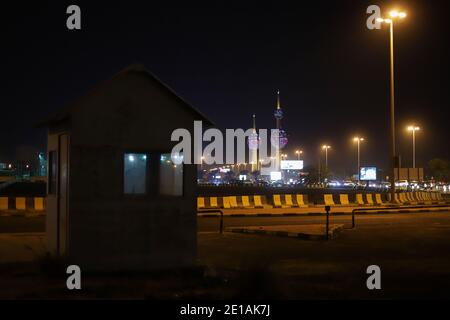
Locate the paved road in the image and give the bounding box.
[2,211,450,234]
[199,211,450,232]
[198,210,450,299]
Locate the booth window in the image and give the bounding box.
[159,153,183,196]
[123,153,147,194]
[48,151,57,195]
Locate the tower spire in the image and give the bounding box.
[273,89,287,177]
[276,90,281,109]
[252,114,256,130]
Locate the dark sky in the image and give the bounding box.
[1,0,449,177]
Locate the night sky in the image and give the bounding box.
[1,0,449,177]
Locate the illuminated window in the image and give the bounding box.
[159,153,183,196]
[124,153,147,194]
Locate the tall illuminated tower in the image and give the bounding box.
[249,114,259,172]
[273,90,288,172]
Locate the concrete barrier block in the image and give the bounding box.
[16,197,26,210]
[222,196,231,209]
[339,194,349,205]
[34,197,45,211]
[197,197,205,210]
[241,196,253,208]
[0,197,8,210]
[356,194,365,205]
[324,194,335,206]
[285,194,296,207]
[366,194,374,205]
[209,197,218,208]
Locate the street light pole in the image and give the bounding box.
[318,156,321,184]
[389,19,397,202]
[377,10,407,203]
[408,126,420,168]
[412,128,416,168]
[322,145,331,172]
[353,137,364,182]
[357,140,360,178]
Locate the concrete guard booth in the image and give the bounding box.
[39,65,212,271]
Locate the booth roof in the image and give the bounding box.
[36,64,214,128]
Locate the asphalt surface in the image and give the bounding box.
[198,211,450,299]
[198,211,450,232]
[2,211,450,233]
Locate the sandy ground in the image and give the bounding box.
[0,233,45,264]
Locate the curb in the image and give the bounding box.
[197,206,450,218]
[0,211,45,218]
[198,207,450,217]
[228,225,344,240]
[357,208,450,215]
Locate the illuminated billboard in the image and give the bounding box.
[360,167,377,181]
[280,160,304,170]
[270,171,282,181]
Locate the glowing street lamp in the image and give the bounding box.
[295,150,303,161]
[376,9,407,202]
[353,137,365,181]
[407,126,420,168]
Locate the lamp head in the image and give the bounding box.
[390,10,407,18]
[389,10,399,17]
[408,126,420,131]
